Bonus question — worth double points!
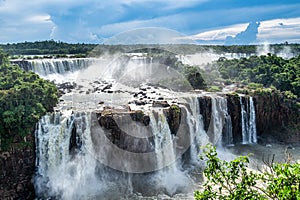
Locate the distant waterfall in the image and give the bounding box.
[240,96,257,144]
[12,58,96,76]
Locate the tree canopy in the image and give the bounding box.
[214,54,300,97]
[0,49,58,150]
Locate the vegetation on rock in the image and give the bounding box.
[0,49,59,150]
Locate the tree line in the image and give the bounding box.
[1,40,300,56]
[0,40,96,55]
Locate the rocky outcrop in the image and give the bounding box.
[253,90,300,144]
[0,136,35,200]
[226,93,243,144]
[96,108,154,153]
[198,96,212,132]
[69,124,82,157]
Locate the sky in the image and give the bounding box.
[0,0,299,44]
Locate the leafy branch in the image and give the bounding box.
[195,144,300,200]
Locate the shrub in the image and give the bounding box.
[195,144,300,200]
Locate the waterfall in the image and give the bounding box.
[225,114,234,146]
[249,97,257,143]
[221,97,233,146]
[35,111,103,199]
[240,96,248,144]
[185,96,208,164]
[149,108,194,195]
[240,96,257,144]
[206,96,228,145]
[149,109,176,170]
[35,108,196,198]
[12,58,96,76]
[32,58,259,198]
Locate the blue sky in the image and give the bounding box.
[0,0,299,44]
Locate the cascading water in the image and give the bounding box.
[185,96,209,164]
[206,96,229,146]
[28,54,259,199]
[249,97,257,143]
[225,114,234,146]
[221,97,234,146]
[148,109,194,195]
[240,96,257,144]
[34,108,198,199]
[12,58,106,84]
[35,111,104,200]
[12,58,96,76]
[150,109,176,170]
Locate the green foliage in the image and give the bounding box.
[265,162,300,199]
[0,40,96,55]
[215,54,300,98]
[206,86,222,92]
[284,91,297,100]
[0,50,9,65]
[170,104,181,114]
[247,82,264,90]
[2,42,300,57]
[195,145,300,200]
[0,49,58,150]
[182,65,207,90]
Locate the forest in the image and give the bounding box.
[1,40,300,56]
[0,40,96,56]
[0,49,58,150]
[209,54,300,98]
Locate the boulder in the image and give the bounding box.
[153,101,170,108]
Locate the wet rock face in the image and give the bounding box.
[0,136,35,199]
[198,96,212,132]
[254,91,300,144]
[130,110,150,126]
[226,94,242,144]
[69,125,83,157]
[255,92,291,134]
[96,109,154,153]
[153,100,170,108]
[164,105,181,135]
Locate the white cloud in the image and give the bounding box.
[121,0,209,9]
[0,0,299,43]
[97,14,187,37]
[185,23,249,41]
[184,17,300,44]
[0,0,56,42]
[257,17,300,43]
[24,14,52,24]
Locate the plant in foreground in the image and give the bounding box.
[194,144,300,200]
